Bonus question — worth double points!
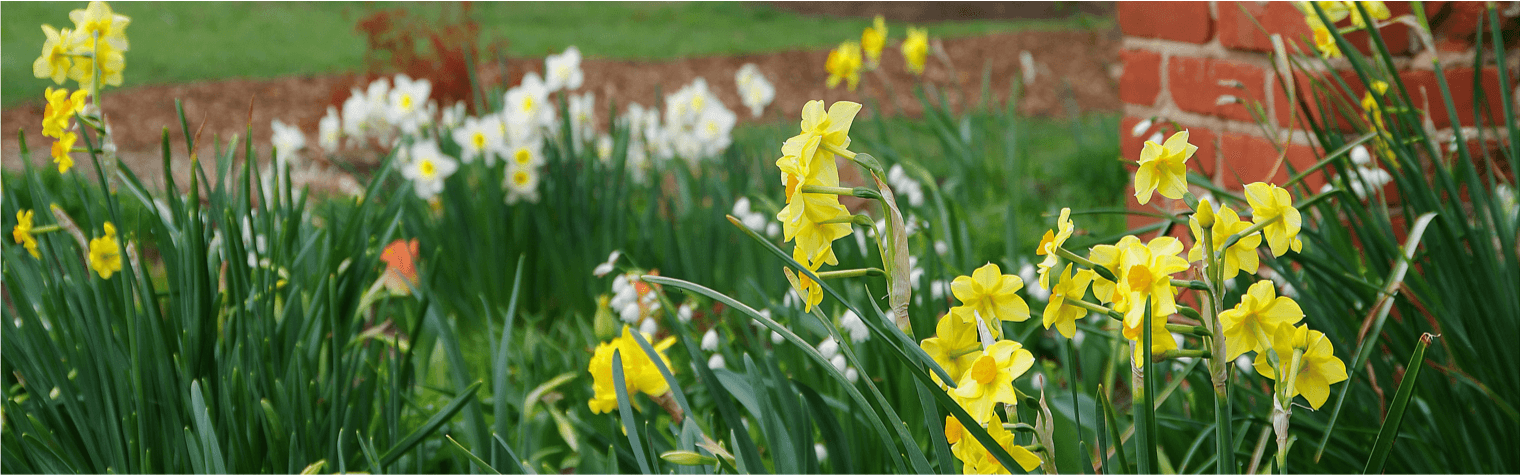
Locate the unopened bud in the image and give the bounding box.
[1195,198,1216,228]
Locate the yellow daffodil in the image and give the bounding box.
[88,222,122,279]
[1117,236,1189,330]
[70,1,131,51]
[784,265,828,313]
[952,340,1033,421]
[1220,281,1305,360]
[1043,264,1094,338]
[951,413,1043,474]
[1310,20,1341,58]
[944,415,964,445]
[1035,207,1075,289]
[951,263,1031,338]
[922,307,982,387]
[1187,203,1262,279]
[1244,182,1303,256]
[13,210,41,259]
[52,131,78,173]
[1361,80,1390,128]
[775,100,861,311]
[902,27,929,76]
[1134,131,1196,205]
[33,25,78,85]
[1107,279,1178,366]
[1088,235,1140,303]
[67,34,126,93]
[861,15,887,67]
[587,325,677,414]
[42,87,89,138]
[1253,324,1348,409]
[825,42,863,91]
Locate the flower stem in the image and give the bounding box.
[815,268,885,279]
[1053,246,1117,281]
[819,141,858,159]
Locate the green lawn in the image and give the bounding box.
[1,1,1109,107]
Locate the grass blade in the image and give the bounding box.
[378,381,483,467]
[1363,333,1435,474]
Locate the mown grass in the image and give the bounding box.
[1,1,1111,107]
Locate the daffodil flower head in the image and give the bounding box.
[783,265,826,313]
[66,32,126,93]
[901,27,929,76]
[1118,236,1188,329]
[1187,203,1262,279]
[1114,277,1177,367]
[776,101,860,273]
[1134,131,1196,205]
[88,222,122,279]
[70,1,131,51]
[13,210,41,259]
[1220,280,1304,360]
[952,340,1033,422]
[825,42,863,91]
[504,164,541,204]
[1088,234,1141,303]
[34,25,78,85]
[951,263,1031,338]
[950,413,1043,474]
[1244,182,1303,256]
[42,87,88,139]
[52,131,78,173]
[1043,264,1095,338]
[1253,323,1348,409]
[587,325,677,414]
[400,140,458,199]
[921,306,983,387]
[1035,207,1075,289]
[861,15,888,67]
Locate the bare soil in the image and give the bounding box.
[1,29,1119,191]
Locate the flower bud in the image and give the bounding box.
[1195,197,1216,228]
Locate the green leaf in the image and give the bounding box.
[378,381,483,467]
[1363,333,1436,474]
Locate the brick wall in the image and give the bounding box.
[1116,1,1516,231]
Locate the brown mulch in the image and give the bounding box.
[1,29,1119,190]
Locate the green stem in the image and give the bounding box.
[1065,298,1211,337]
[815,268,885,279]
[799,184,882,200]
[1154,349,1212,360]
[1170,278,1210,290]
[28,225,63,234]
[819,139,857,159]
[1054,246,1117,282]
[1201,209,1236,474]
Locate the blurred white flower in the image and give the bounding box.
[677,303,694,323]
[387,74,432,135]
[639,317,659,336]
[829,354,847,373]
[887,164,925,207]
[569,91,598,145]
[400,139,456,199]
[504,164,541,204]
[844,367,859,384]
[505,72,554,131]
[839,310,870,343]
[452,116,503,164]
[770,329,784,345]
[702,328,721,351]
[545,46,584,92]
[735,63,774,118]
[1350,144,1372,165]
[818,338,839,359]
[270,118,305,167]
[1131,118,1153,137]
[708,353,727,369]
[596,134,615,163]
[593,250,621,277]
[318,106,342,151]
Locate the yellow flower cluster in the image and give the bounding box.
[821,17,932,87]
[42,87,88,173]
[88,221,122,279]
[860,15,887,68]
[825,42,863,91]
[12,210,41,259]
[587,326,677,414]
[919,263,1041,471]
[1296,1,1391,59]
[33,1,130,92]
[775,100,861,311]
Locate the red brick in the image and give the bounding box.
[1219,133,1326,191]
[1399,67,1510,128]
[1217,1,1315,53]
[1120,49,1164,106]
[1118,2,1214,44]
[1341,2,1413,56]
[1168,56,1269,122]
[1432,1,1485,39]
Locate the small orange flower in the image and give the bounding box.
[380,238,419,293]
